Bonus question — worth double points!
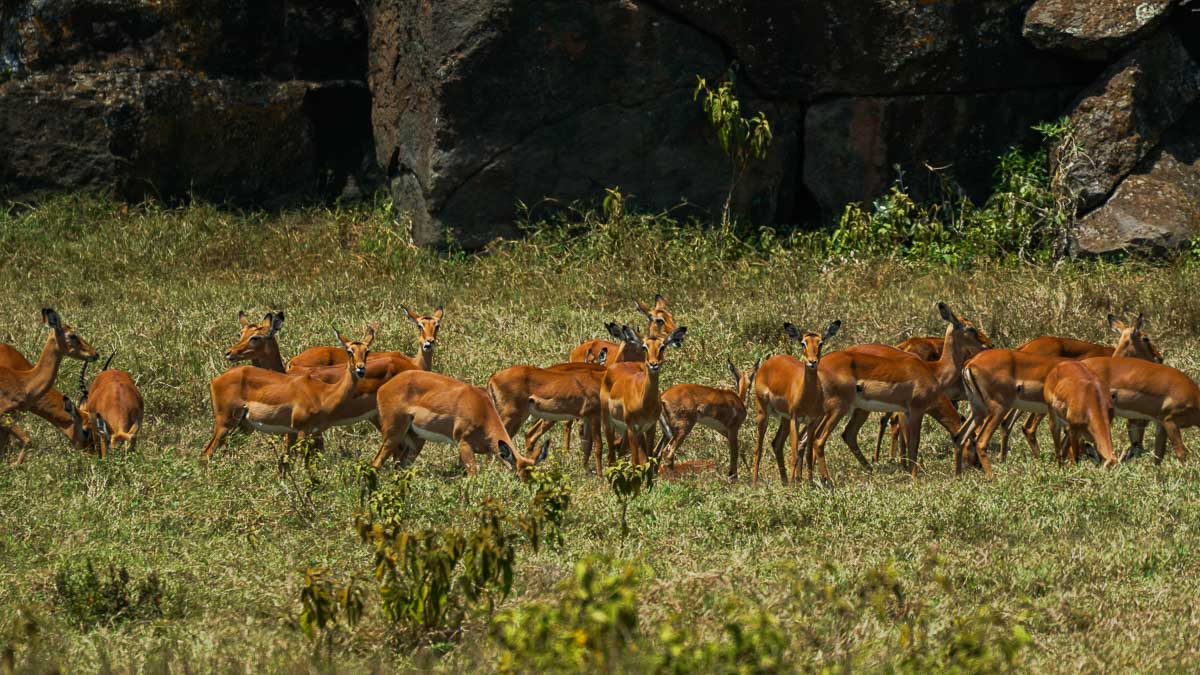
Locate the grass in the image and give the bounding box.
[2,195,1200,671]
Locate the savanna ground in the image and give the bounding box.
[3,195,1200,672]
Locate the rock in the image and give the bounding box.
[646,0,1096,100]
[803,87,1079,214]
[0,71,351,205]
[368,0,797,247]
[1059,30,1200,211]
[1071,107,1200,255]
[1023,0,1177,61]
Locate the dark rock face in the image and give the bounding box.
[1023,0,1177,61]
[1059,31,1200,211]
[804,87,1079,214]
[0,0,373,205]
[1071,106,1200,255]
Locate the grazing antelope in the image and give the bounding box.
[372,370,549,478]
[1041,360,1117,467]
[1078,356,1200,464]
[487,350,608,471]
[0,342,94,460]
[223,311,287,371]
[598,326,688,472]
[1002,314,1162,459]
[569,295,675,364]
[812,303,979,481]
[752,322,839,485]
[288,307,442,372]
[658,359,758,479]
[958,314,1162,473]
[0,309,99,465]
[76,356,144,457]
[201,327,374,461]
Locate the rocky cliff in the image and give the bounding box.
[2,0,1198,253]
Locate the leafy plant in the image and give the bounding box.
[604,458,655,538]
[460,499,519,612]
[694,74,773,229]
[520,463,573,551]
[53,560,163,630]
[297,567,363,653]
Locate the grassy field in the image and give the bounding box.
[2,196,1200,672]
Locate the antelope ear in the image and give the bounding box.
[621,325,640,344]
[665,327,687,347]
[783,322,801,340]
[334,327,351,346]
[63,396,75,414]
[239,311,250,328]
[605,322,624,340]
[822,320,842,342]
[536,441,550,464]
[269,313,285,336]
[727,359,740,388]
[363,325,377,346]
[937,302,960,326]
[654,294,667,311]
[42,308,60,329]
[402,306,421,327]
[1107,314,1125,334]
[596,347,608,366]
[1134,313,1145,331]
[497,441,517,469]
[433,307,444,321]
[634,298,653,319]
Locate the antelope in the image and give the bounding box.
[812,303,979,481]
[223,311,287,371]
[289,307,442,372]
[0,309,99,465]
[76,356,144,457]
[1041,360,1117,467]
[958,314,1162,474]
[0,341,95,461]
[873,320,994,462]
[372,370,549,478]
[568,295,675,364]
[487,350,608,471]
[1077,356,1200,464]
[201,327,374,461]
[658,359,758,479]
[1001,314,1162,459]
[598,326,688,472]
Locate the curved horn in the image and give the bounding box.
[101,350,116,371]
[78,360,90,400]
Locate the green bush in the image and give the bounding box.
[53,560,163,630]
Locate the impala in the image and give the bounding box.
[0,335,98,462]
[288,307,442,372]
[811,303,979,481]
[598,326,687,472]
[1078,356,1200,464]
[372,369,549,477]
[0,309,99,465]
[569,295,675,364]
[751,322,838,485]
[76,356,144,457]
[487,355,608,471]
[201,327,374,461]
[1042,360,1118,467]
[1001,314,1162,459]
[658,359,758,480]
[224,311,286,371]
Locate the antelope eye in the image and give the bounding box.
[655,318,664,326]
[249,336,261,343]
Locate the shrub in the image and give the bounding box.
[53,560,163,630]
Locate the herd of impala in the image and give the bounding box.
[1,297,1197,487]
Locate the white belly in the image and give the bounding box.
[411,424,455,445]
[244,419,297,435]
[853,396,905,414]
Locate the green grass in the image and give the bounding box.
[2,195,1200,672]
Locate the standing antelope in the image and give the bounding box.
[201,327,374,461]
[753,322,839,485]
[76,356,144,457]
[372,370,549,478]
[1041,361,1118,467]
[598,326,688,472]
[0,335,98,461]
[812,303,979,481]
[1078,357,1200,464]
[569,295,676,364]
[288,307,442,372]
[0,309,99,465]
[659,359,758,479]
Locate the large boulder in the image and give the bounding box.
[1023,0,1178,61]
[803,87,1079,214]
[1059,30,1200,211]
[1070,106,1200,255]
[367,0,797,247]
